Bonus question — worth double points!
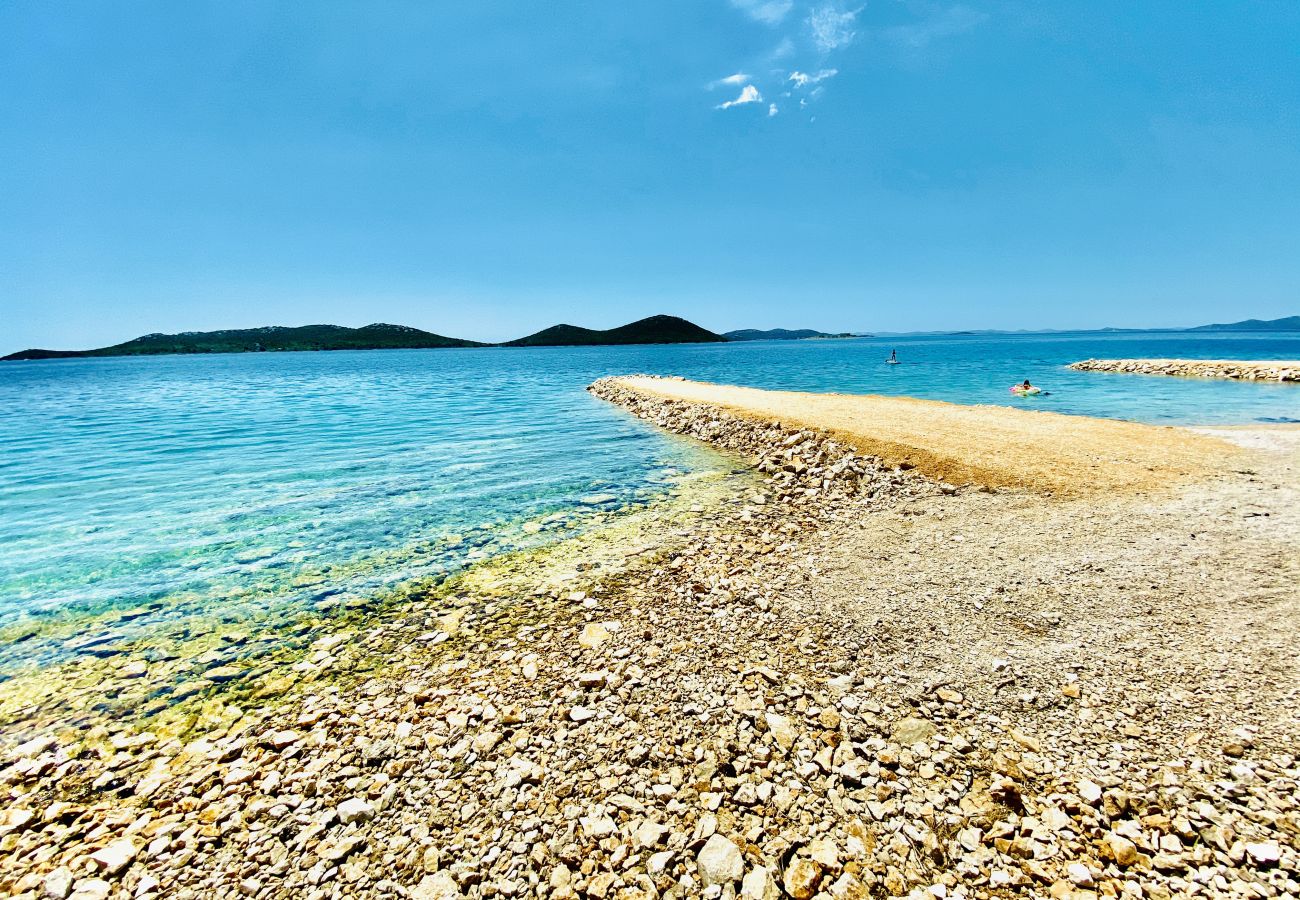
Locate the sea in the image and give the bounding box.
[2,331,1298,666]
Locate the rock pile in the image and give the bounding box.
[587,377,941,506]
[1069,359,1299,383]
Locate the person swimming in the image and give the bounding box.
[1021,378,1032,390]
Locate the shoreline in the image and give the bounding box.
[2,379,1298,899]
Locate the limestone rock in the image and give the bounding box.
[697,834,745,886]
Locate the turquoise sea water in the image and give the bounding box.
[1,331,1297,659]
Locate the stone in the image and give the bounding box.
[634,819,671,849]
[892,717,936,745]
[578,623,611,649]
[648,850,676,875]
[807,837,839,869]
[765,713,797,751]
[337,797,375,825]
[740,865,776,899]
[412,871,462,899]
[12,734,57,759]
[696,834,745,886]
[472,731,501,754]
[783,859,823,900]
[1103,832,1138,866]
[267,729,300,750]
[581,813,617,838]
[204,665,244,682]
[68,881,111,900]
[89,838,138,877]
[43,868,74,900]
[1078,779,1103,805]
[1245,841,1281,865]
[569,706,597,722]
[1066,862,1094,887]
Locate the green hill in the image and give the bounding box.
[504,315,725,347]
[2,323,482,360]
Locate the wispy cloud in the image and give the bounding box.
[807,4,860,52]
[712,0,978,119]
[885,4,986,48]
[717,84,764,110]
[708,72,752,89]
[788,68,838,89]
[729,0,794,25]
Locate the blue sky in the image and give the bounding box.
[2,1,1298,348]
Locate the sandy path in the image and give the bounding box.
[612,376,1240,495]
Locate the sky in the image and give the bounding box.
[2,1,1299,349]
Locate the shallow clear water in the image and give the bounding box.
[1,331,1296,654]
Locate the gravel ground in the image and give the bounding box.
[1,377,1296,900]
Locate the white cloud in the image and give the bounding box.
[717,84,763,109]
[768,103,779,116]
[708,72,752,89]
[729,0,794,25]
[808,4,860,52]
[788,68,838,89]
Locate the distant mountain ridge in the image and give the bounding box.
[2,315,724,360]
[1187,315,1300,332]
[7,313,1296,361]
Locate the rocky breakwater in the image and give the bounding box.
[1069,359,1299,383]
[1,376,1296,900]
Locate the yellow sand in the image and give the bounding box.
[611,376,1249,495]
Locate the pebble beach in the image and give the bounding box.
[2,376,1298,900]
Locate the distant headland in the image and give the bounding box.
[3,313,1296,361]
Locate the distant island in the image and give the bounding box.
[2,315,724,360]
[504,315,724,347]
[2,324,483,360]
[723,328,859,341]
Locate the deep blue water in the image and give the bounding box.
[1,331,1297,642]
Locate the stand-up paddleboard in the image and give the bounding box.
[886,359,901,365]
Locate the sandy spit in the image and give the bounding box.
[608,376,1242,496]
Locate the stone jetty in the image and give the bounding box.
[1069,359,1298,382]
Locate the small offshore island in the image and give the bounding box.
[2,375,1297,900]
